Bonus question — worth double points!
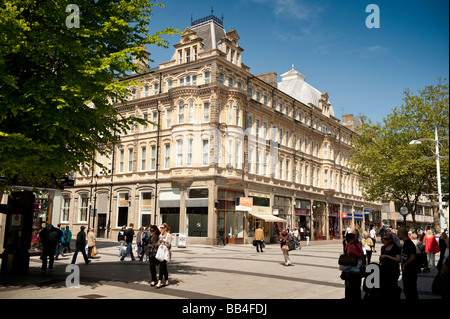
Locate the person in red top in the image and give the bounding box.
[423,229,440,269]
[344,232,364,299]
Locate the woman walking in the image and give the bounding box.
[156,223,172,288]
[279,229,292,266]
[423,229,440,269]
[147,225,160,286]
[343,233,364,299]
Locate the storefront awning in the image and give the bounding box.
[248,212,287,223]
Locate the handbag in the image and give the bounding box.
[253,240,257,246]
[288,240,295,251]
[155,245,167,262]
[338,253,358,266]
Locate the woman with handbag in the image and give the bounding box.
[156,223,172,288]
[343,233,364,299]
[279,229,292,266]
[147,225,161,286]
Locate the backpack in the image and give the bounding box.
[46,230,59,243]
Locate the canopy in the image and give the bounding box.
[248,212,287,223]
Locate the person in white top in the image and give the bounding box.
[156,223,172,288]
[370,226,377,253]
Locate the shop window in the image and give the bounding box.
[189,188,208,198]
[140,192,152,227]
[187,207,208,237]
[117,193,129,227]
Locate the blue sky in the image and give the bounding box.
[146,0,449,124]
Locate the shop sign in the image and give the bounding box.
[236,197,253,211]
[364,209,370,215]
[354,214,363,221]
[295,208,310,216]
[273,209,279,215]
[342,212,353,219]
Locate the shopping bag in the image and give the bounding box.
[92,245,98,257]
[155,245,166,262]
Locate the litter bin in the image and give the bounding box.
[171,233,178,247]
[178,233,186,248]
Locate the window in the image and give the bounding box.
[248,87,253,99]
[152,111,157,131]
[286,160,290,181]
[128,149,133,172]
[178,50,182,64]
[144,85,149,97]
[324,169,329,188]
[150,146,156,170]
[165,109,172,129]
[255,151,260,175]
[187,139,193,166]
[264,122,268,139]
[203,102,210,122]
[61,197,70,222]
[256,119,261,138]
[140,146,146,171]
[236,105,240,126]
[117,193,129,227]
[204,71,210,84]
[118,150,124,173]
[140,192,152,227]
[228,77,234,88]
[193,45,197,60]
[164,144,170,169]
[142,113,148,132]
[256,92,261,102]
[263,153,268,176]
[79,196,88,222]
[188,100,194,123]
[219,72,225,84]
[167,79,172,91]
[153,83,159,95]
[185,48,190,63]
[178,102,184,124]
[227,139,233,168]
[248,115,253,134]
[202,139,209,166]
[272,99,277,110]
[264,95,268,105]
[248,149,253,173]
[176,140,183,167]
[324,143,328,159]
[236,141,241,169]
[131,88,136,100]
[229,102,233,124]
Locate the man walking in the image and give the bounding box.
[120,223,136,261]
[254,224,264,252]
[398,227,419,299]
[370,225,377,253]
[39,224,62,272]
[71,226,91,265]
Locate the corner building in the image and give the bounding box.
[64,15,381,245]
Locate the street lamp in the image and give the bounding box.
[409,127,449,230]
[399,205,409,227]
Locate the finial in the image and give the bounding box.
[292,64,294,70]
[211,7,214,15]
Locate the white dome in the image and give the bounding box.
[278,66,335,117]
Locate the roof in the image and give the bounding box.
[278,66,335,117]
[190,17,226,51]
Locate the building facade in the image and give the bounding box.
[60,15,382,245]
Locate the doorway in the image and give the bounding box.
[97,214,107,238]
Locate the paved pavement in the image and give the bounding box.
[0,238,443,301]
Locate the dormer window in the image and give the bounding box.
[185,48,190,63]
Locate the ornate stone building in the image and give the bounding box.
[61,14,382,245]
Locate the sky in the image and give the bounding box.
[145,0,449,124]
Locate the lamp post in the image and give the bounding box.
[409,127,449,230]
[399,205,409,228]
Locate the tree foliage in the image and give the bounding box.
[351,79,449,231]
[0,0,178,188]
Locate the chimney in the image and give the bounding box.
[132,45,150,74]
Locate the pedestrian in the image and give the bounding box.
[156,223,172,288]
[279,228,292,266]
[54,224,65,260]
[39,224,62,272]
[343,232,364,300]
[87,227,96,258]
[254,224,264,253]
[147,224,161,286]
[117,225,126,257]
[370,225,377,253]
[387,228,401,248]
[423,229,440,269]
[120,223,136,261]
[65,226,72,253]
[361,231,374,264]
[71,226,91,265]
[137,226,148,261]
[305,227,310,246]
[437,232,448,271]
[217,227,226,246]
[379,232,401,299]
[398,227,419,299]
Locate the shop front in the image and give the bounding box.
[313,201,327,240]
[342,205,353,231]
[159,189,181,233]
[217,190,245,244]
[328,203,340,239]
[294,199,311,241]
[354,207,364,232]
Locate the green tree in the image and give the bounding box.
[0,0,177,189]
[351,79,449,231]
